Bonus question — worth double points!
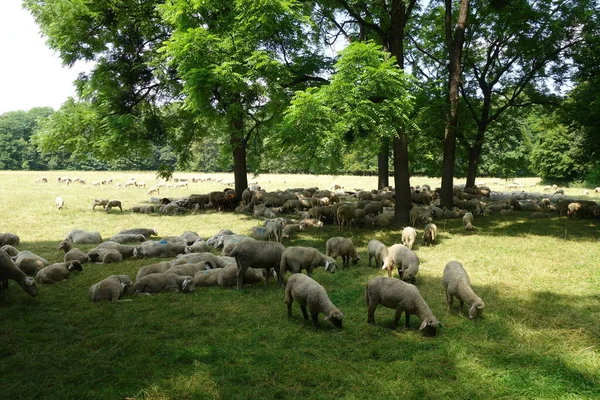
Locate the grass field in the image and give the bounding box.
[1,171,599,399]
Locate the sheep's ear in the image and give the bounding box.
[381,262,387,270]
[325,260,330,271]
[182,279,188,290]
[419,320,428,330]
[324,314,331,320]
[25,277,35,286]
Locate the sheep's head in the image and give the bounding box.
[469,299,485,319]
[324,309,343,329]
[324,259,337,273]
[57,239,72,252]
[133,247,145,258]
[23,277,39,297]
[180,277,195,293]
[419,318,440,337]
[67,261,83,272]
[87,250,100,263]
[351,254,361,265]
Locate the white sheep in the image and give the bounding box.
[57,239,89,264]
[94,241,136,259]
[55,196,64,210]
[108,233,147,244]
[14,251,49,276]
[133,242,188,258]
[229,240,285,290]
[367,239,388,268]
[442,261,484,319]
[325,237,360,269]
[217,264,267,287]
[401,227,417,250]
[365,276,440,335]
[382,244,419,283]
[118,228,158,238]
[264,220,284,243]
[166,262,210,277]
[92,199,109,210]
[134,273,195,294]
[279,246,338,285]
[193,268,223,287]
[0,249,38,301]
[36,261,83,284]
[65,229,102,244]
[285,273,343,329]
[136,261,173,280]
[423,223,437,246]
[463,212,474,230]
[87,248,123,264]
[89,275,133,302]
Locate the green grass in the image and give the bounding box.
[1,171,599,399]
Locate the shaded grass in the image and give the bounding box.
[1,171,599,399]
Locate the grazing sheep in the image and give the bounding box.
[1,245,20,257]
[36,261,83,284]
[423,223,437,246]
[87,248,123,264]
[134,273,195,294]
[0,233,20,247]
[14,251,49,276]
[336,204,356,229]
[104,200,123,212]
[229,240,285,290]
[166,262,210,277]
[57,239,89,264]
[109,233,147,244]
[118,228,158,238]
[383,244,419,283]
[463,212,474,230]
[365,277,440,335]
[55,196,65,210]
[279,246,337,285]
[325,237,360,269]
[285,273,343,329]
[136,261,172,280]
[442,261,484,319]
[65,229,102,245]
[193,268,223,287]
[402,227,417,250]
[367,239,388,268]
[133,242,188,258]
[0,249,38,301]
[92,199,109,210]
[89,275,133,302]
[148,186,160,195]
[217,264,267,287]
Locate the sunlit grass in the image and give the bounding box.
[0,171,599,399]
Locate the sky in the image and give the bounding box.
[0,1,90,114]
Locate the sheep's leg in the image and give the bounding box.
[393,310,402,330]
[458,300,464,315]
[368,254,372,267]
[404,313,411,329]
[446,291,453,312]
[386,265,392,278]
[310,310,319,329]
[286,300,293,317]
[236,265,247,290]
[367,304,376,325]
[300,305,309,320]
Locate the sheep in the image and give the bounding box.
[367,239,388,268]
[401,227,417,250]
[336,204,356,229]
[65,229,102,244]
[250,226,271,241]
[134,273,195,294]
[229,240,285,290]
[54,196,65,210]
[180,231,203,245]
[104,200,123,212]
[217,264,267,287]
[423,223,437,246]
[36,261,83,284]
[383,244,419,283]
[108,233,147,244]
[187,240,210,253]
[279,246,337,286]
[325,237,360,269]
[57,239,89,264]
[166,262,210,277]
[285,273,343,329]
[92,199,109,210]
[363,201,383,216]
[14,251,49,276]
[193,268,223,287]
[94,241,137,259]
[442,261,484,319]
[133,242,189,258]
[89,275,133,302]
[0,232,20,247]
[148,186,160,195]
[136,261,173,280]
[0,249,38,301]
[87,248,123,264]
[463,212,474,230]
[117,228,158,238]
[1,245,20,257]
[282,223,304,240]
[265,220,284,243]
[365,276,440,335]
[173,252,230,269]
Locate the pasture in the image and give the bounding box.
[1,171,599,399]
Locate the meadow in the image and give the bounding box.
[0,171,599,400]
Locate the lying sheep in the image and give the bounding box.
[285,273,343,329]
[104,200,123,212]
[133,242,188,258]
[109,233,147,244]
[250,226,270,241]
[1,245,20,257]
[229,240,285,290]
[87,248,123,264]
[187,240,210,253]
[92,199,109,210]
[0,232,20,247]
[0,249,38,301]
[15,251,49,276]
[423,223,437,246]
[279,246,337,285]
[134,273,195,294]
[367,239,388,268]
[193,268,223,287]
[94,241,136,259]
[402,227,417,250]
[55,196,65,210]
[65,229,102,245]
[136,261,172,280]
[463,212,474,231]
[166,262,210,277]
[383,244,419,283]
[89,275,133,302]
[57,239,88,264]
[442,261,484,319]
[325,237,360,269]
[173,252,229,269]
[217,264,267,287]
[36,261,83,284]
[180,231,202,245]
[282,223,304,240]
[365,276,440,335]
[117,228,158,239]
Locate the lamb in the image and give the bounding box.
[279,246,337,286]
[104,200,123,212]
[0,232,20,247]
[57,239,89,264]
[15,251,49,276]
[166,262,210,277]
[423,223,437,246]
[65,228,102,244]
[365,276,440,335]
[87,248,123,264]
[217,264,267,287]
[133,273,195,294]
[442,261,485,319]
[285,273,343,329]
[401,227,417,250]
[367,239,388,268]
[92,199,109,210]
[193,268,223,287]
[109,233,147,244]
[133,242,189,258]
[325,237,360,269]
[264,220,284,243]
[89,275,133,302]
[36,261,83,284]
[0,249,38,301]
[229,240,285,289]
[463,212,474,230]
[383,244,419,283]
[55,196,64,210]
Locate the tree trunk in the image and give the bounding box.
[230,116,248,199]
[377,137,390,189]
[393,134,411,225]
[440,0,470,208]
[465,126,485,188]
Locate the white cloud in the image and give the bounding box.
[0,0,91,114]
